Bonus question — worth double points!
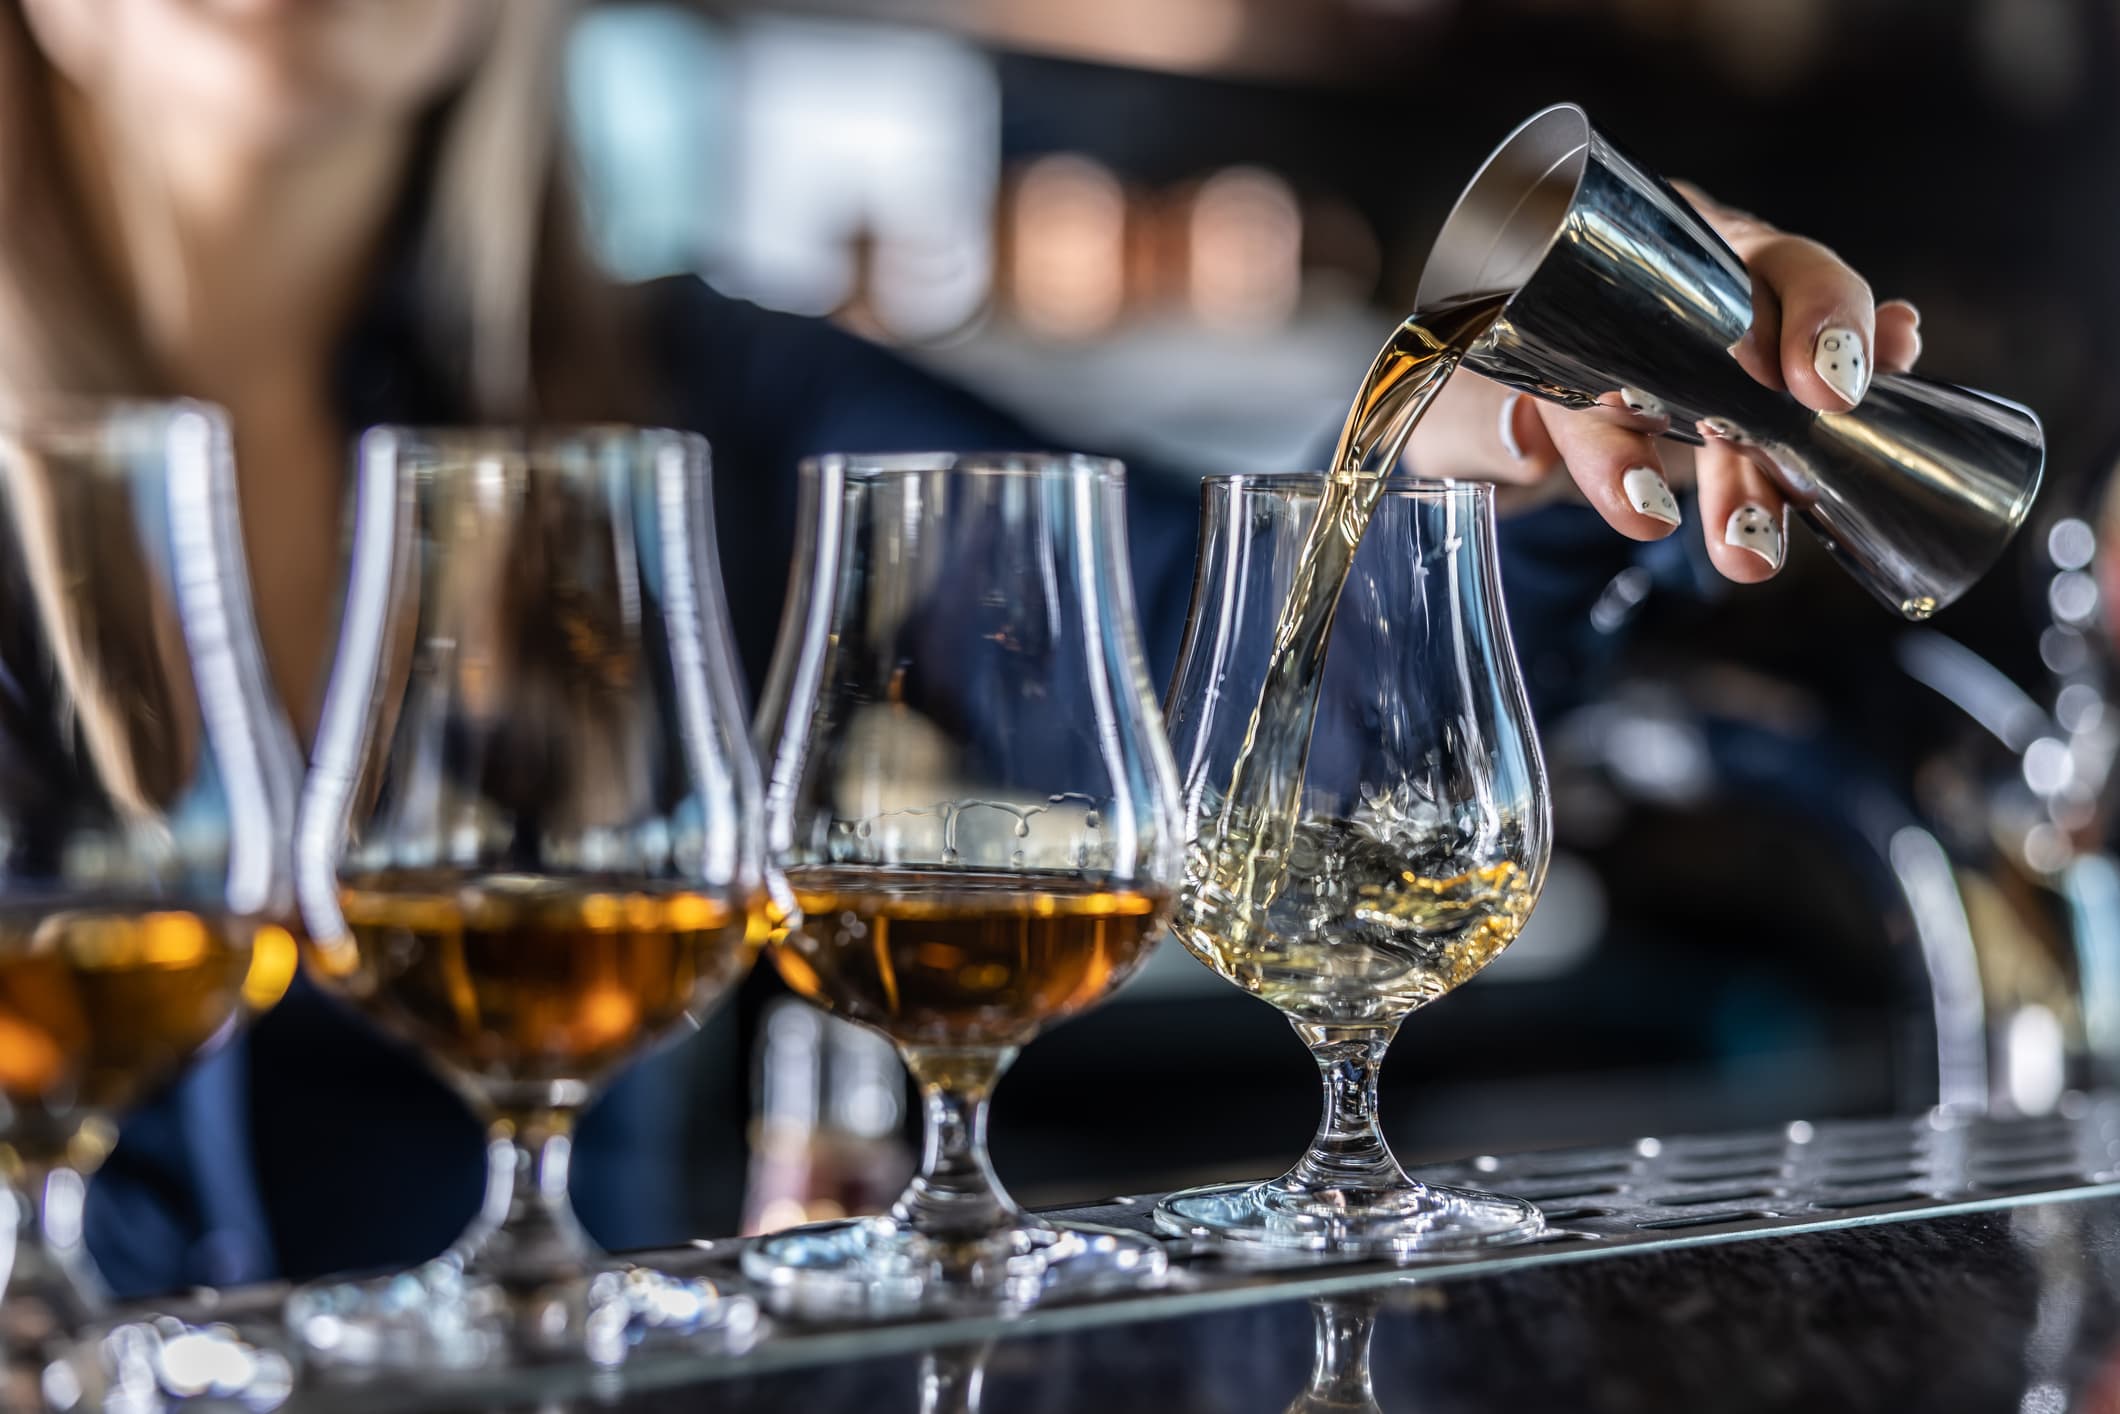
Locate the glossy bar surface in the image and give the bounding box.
[263,1101,2120,1412]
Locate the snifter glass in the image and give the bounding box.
[0,400,299,1385]
[1158,474,1548,1254]
[294,426,764,1367]
[748,452,1183,1314]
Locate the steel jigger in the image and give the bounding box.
[1422,102,2044,618]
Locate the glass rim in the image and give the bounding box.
[1200,472,1496,500]
[801,451,1125,483]
[358,422,708,454]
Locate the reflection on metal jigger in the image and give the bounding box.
[1285,1297,1385,1414]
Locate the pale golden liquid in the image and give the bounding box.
[1182,294,1528,1018]
[0,909,254,1130]
[770,869,1169,1049]
[335,873,758,1086]
[1178,816,1534,1026]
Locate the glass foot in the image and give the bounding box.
[287,1254,762,1373]
[741,1215,1166,1318]
[1155,1178,1544,1257]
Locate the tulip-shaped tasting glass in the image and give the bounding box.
[293,426,764,1366]
[0,399,300,1381]
[1158,475,1549,1254]
[748,453,1183,1314]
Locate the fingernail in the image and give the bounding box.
[1701,416,1746,443]
[1813,326,1869,406]
[1498,392,1527,461]
[1621,386,1667,419]
[1622,466,1681,526]
[1723,503,1784,570]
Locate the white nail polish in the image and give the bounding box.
[1814,326,1869,406]
[1723,503,1784,569]
[1701,416,1746,443]
[1621,386,1666,419]
[1622,466,1681,526]
[1497,391,1527,461]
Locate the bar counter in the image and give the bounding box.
[237,1101,2120,1412]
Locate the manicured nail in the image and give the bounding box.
[1621,386,1666,419]
[1813,326,1868,406]
[1622,466,1681,526]
[1498,392,1527,461]
[1701,416,1745,443]
[1724,504,1784,570]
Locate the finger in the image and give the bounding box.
[1673,180,1882,410]
[1592,387,1675,438]
[1670,179,1769,240]
[1694,438,1788,583]
[1725,280,1786,391]
[1671,180,1784,386]
[1875,299,1922,374]
[1496,389,1561,474]
[1534,402,1681,540]
[1401,375,1572,488]
[1735,234,1875,412]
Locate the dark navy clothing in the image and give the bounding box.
[81,277,1636,1293]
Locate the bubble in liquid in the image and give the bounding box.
[856,821,872,839]
[1011,850,1026,866]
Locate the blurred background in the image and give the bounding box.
[553,0,2120,1236]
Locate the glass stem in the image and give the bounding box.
[1288,1025,1410,1196]
[918,1342,993,1414]
[1291,1298,1380,1413]
[0,1144,108,1342]
[471,1105,591,1283]
[894,1048,1020,1243]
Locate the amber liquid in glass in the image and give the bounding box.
[771,869,1169,1049]
[0,909,252,1139]
[335,872,758,1087]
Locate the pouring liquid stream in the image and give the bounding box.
[1185,293,1509,953]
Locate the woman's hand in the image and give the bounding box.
[1402,183,1924,583]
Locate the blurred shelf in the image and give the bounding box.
[914,305,1393,479]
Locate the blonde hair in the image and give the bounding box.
[0,0,636,421]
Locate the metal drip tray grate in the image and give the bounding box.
[1444,1102,2119,1235]
[1069,1096,2120,1275]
